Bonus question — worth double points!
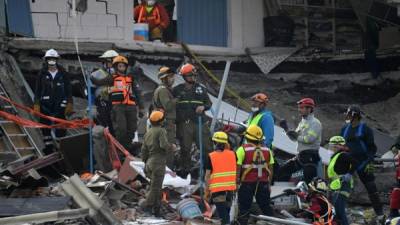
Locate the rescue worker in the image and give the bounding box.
[141,110,175,217]
[341,105,384,221]
[204,131,237,225]
[247,93,274,148]
[173,63,213,178]
[110,55,144,151]
[278,98,322,184]
[152,66,176,169]
[34,49,72,154]
[388,136,400,220]
[327,136,356,225]
[90,50,119,133]
[236,125,274,225]
[134,0,170,41]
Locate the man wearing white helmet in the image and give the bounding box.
[90,50,119,132]
[34,49,72,154]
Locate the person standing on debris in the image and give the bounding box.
[341,105,384,221]
[110,55,144,151]
[152,66,176,169]
[90,50,119,133]
[236,125,274,224]
[247,93,274,148]
[141,110,175,217]
[204,131,237,225]
[278,98,322,184]
[134,0,170,41]
[327,136,356,225]
[34,49,72,154]
[173,63,213,178]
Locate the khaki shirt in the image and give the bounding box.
[141,126,171,162]
[152,85,176,120]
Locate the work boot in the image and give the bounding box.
[369,192,384,216]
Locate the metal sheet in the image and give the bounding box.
[0,197,71,217]
[6,0,34,37]
[58,132,90,174]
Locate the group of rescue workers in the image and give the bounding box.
[33,48,400,225]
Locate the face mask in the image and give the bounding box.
[345,119,351,124]
[147,0,155,6]
[251,107,259,112]
[47,60,57,66]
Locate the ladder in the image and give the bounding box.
[0,82,42,159]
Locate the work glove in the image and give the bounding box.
[341,173,352,182]
[286,130,299,141]
[65,102,74,117]
[33,104,40,113]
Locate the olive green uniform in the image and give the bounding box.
[152,84,176,168]
[173,83,213,175]
[141,125,172,214]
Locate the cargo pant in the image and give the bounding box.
[111,104,137,150]
[177,119,213,174]
[145,156,166,215]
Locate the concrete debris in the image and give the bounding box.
[247,47,299,75]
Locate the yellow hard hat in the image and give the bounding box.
[212,131,228,144]
[149,110,164,122]
[158,66,174,79]
[112,55,128,65]
[245,125,263,141]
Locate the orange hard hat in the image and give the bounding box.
[112,55,128,65]
[251,93,269,104]
[179,63,196,76]
[297,98,316,108]
[149,110,164,122]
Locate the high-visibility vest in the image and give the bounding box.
[327,152,353,197]
[240,144,271,182]
[247,112,265,126]
[209,149,237,193]
[110,75,136,105]
[312,195,334,225]
[137,6,161,25]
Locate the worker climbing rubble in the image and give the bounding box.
[327,136,356,225]
[34,48,73,154]
[173,63,213,178]
[236,125,274,225]
[141,110,175,217]
[152,66,176,169]
[90,50,119,133]
[278,98,322,184]
[340,105,385,223]
[110,55,144,152]
[204,131,237,225]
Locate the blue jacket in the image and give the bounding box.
[248,109,275,148]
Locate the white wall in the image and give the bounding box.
[30,0,133,41]
[228,0,265,49]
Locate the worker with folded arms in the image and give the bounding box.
[34,48,72,154]
[204,131,237,225]
[327,136,356,225]
[236,125,274,225]
[152,66,176,169]
[141,110,175,217]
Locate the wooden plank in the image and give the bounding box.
[1,122,23,135]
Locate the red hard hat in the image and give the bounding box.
[251,93,269,104]
[179,63,196,76]
[297,98,315,108]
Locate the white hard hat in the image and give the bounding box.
[99,50,119,59]
[44,49,60,58]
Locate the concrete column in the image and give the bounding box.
[228,0,244,49]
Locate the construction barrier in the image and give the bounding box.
[103,127,133,170]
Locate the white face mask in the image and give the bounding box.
[47,60,57,66]
[251,107,259,112]
[147,0,156,6]
[345,119,351,124]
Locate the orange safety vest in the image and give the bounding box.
[110,75,136,105]
[209,149,237,193]
[137,6,161,25]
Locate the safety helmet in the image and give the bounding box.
[212,131,228,144]
[308,178,328,193]
[179,63,197,76]
[297,98,315,108]
[245,125,263,141]
[112,55,128,65]
[44,49,60,58]
[345,105,362,118]
[328,136,346,146]
[158,66,174,79]
[149,110,164,123]
[251,93,269,104]
[99,50,119,59]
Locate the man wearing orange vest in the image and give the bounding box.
[134,0,170,41]
[204,131,237,225]
[110,56,144,151]
[236,125,274,225]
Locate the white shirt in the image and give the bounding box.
[49,70,58,79]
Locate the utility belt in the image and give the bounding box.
[297,149,320,166]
